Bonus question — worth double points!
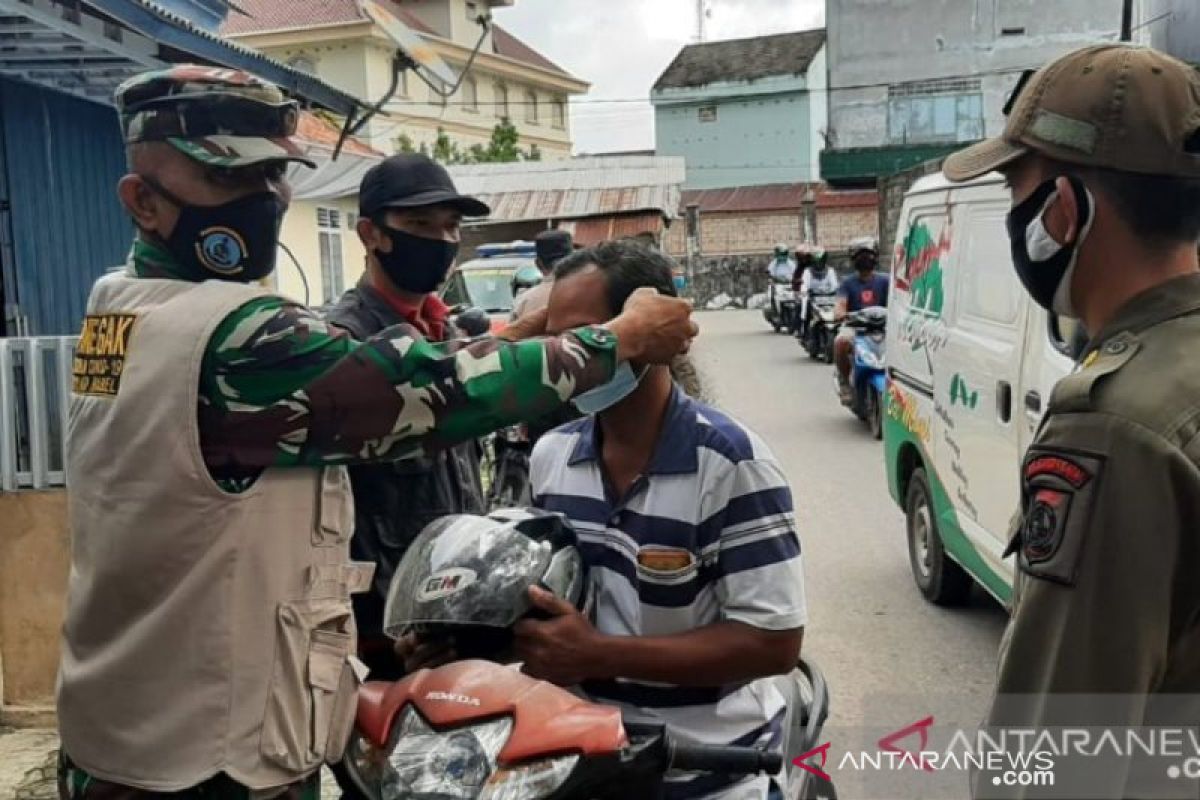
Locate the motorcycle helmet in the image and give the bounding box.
[848,236,879,259]
[796,244,827,272]
[510,264,543,297]
[383,508,591,659]
[773,242,790,259]
[452,307,491,337]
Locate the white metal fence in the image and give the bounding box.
[0,337,77,491]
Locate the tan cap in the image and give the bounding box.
[944,44,1200,182]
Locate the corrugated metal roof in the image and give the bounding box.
[0,0,363,114]
[449,157,685,223]
[681,183,815,214]
[564,213,665,247]
[653,29,825,91]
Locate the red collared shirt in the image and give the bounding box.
[372,278,450,340]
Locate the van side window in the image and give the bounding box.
[960,205,1020,327]
[1049,315,1088,360]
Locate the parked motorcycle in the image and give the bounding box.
[837,307,887,439]
[764,280,797,333]
[340,510,836,800]
[486,424,532,509]
[800,289,839,364]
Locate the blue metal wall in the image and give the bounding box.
[0,78,131,335]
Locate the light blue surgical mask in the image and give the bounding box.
[572,362,648,414]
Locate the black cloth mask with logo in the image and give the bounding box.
[374,226,458,294]
[140,174,285,282]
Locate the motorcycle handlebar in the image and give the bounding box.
[668,743,784,776]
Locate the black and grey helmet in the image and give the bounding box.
[383,508,591,658]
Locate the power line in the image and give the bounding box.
[377,64,1037,108]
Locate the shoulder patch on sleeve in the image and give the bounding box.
[1049,332,1140,413]
[1006,446,1105,586]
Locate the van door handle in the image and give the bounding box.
[1025,391,1042,413]
[997,380,1012,423]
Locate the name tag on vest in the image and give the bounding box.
[73,314,137,397]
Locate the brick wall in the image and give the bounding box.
[817,207,879,251]
[663,211,803,258]
[879,158,945,263]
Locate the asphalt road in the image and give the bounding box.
[691,310,1009,797]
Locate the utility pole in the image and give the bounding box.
[1121,0,1134,41]
[696,0,709,42]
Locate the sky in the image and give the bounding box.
[492,0,825,154]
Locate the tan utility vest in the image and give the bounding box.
[58,272,373,791]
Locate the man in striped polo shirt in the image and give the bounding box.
[514,241,807,800]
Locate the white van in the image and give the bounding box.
[882,172,1081,608]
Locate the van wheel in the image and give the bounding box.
[906,468,972,606]
[867,387,883,440]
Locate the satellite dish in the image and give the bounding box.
[360,0,460,90]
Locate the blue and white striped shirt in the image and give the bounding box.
[531,387,807,799]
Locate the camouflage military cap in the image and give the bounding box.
[115,65,315,168]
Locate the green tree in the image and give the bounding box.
[394,133,416,154]
[423,119,541,165]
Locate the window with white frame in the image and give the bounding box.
[887,78,984,145]
[317,207,345,304]
[494,82,509,119]
[551,97,566,129]
[463,77,478,112]
[524,89,539,123]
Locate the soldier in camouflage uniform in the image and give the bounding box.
[57,66,696,800]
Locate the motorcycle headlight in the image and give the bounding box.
[479,755,580,800]
[856,349,884,369]
[345,707,514,800]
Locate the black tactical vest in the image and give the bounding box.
[325,282,485,649]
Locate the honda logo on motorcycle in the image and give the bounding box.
[425,691,481,706]
[417,567,477,602]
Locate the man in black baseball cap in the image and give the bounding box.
[324,153,492,734]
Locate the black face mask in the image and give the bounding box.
[141,175,285,282]
[374,225,458,294]
[1005,175,1094,317]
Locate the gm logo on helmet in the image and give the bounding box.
[418,567,477,602]
[196,226,247,274]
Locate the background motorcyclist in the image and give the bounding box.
[765,243,797,331]
[510,263,544,301]
[834,237,890,403]
[767,242,797,283]
[794,245,837,337]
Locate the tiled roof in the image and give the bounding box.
[491,25,569,76]
[653,28,826,91]
[297,111,382,156]
[220,0,367,35]
[221,2,573,79]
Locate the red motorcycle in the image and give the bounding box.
[343,659,783,799]
[339,510,833,800]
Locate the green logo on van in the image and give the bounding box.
[950,374,979,409]
[905,224,945,317]
[896,221,951,354]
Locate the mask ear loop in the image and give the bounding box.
[136,173,188,209]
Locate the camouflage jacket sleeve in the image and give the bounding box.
[198,297,616,473]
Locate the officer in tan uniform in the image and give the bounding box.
[945,45,1200,799]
